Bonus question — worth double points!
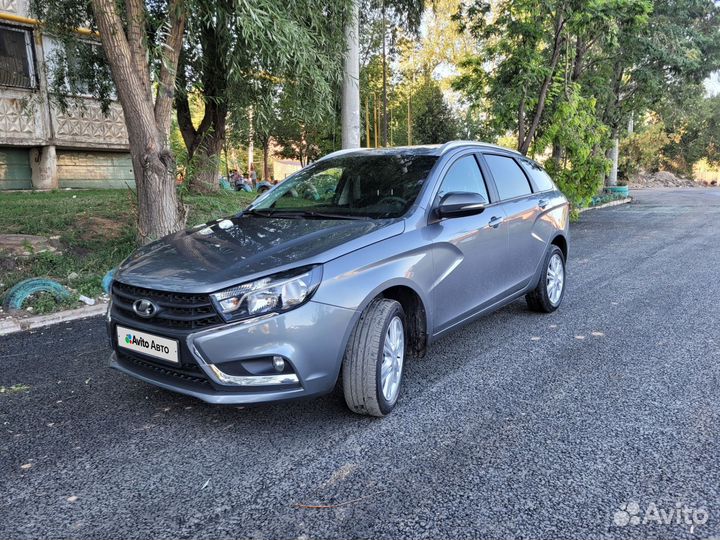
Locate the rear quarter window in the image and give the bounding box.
[522,159,556,192]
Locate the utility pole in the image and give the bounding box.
[407,97,411,146]
[389,107,393,146]
[341,1,361,149]
[381,0,388,147]
[374,93,379,147]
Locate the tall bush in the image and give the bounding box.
[537,90,610,208]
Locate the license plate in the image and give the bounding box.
[116,325,179,364]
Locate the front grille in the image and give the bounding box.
[112,281,223,330]
[118,350,211,387]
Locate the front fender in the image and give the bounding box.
[313,229,436,335]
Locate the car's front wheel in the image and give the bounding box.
[526,244,566,313]
[342,298,406,417]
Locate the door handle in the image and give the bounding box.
[489,216,504,228]
[538,199,549,209]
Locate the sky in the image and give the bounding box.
[705,71,720,97]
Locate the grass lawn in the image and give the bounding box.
[0,188,256,314]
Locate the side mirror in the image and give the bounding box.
[435,192,487,219]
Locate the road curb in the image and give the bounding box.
[578,197,632,213]
[0,302,107,336]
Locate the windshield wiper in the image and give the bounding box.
[298,210,368,220]
[245,209,367,220]
[243,208,277,217]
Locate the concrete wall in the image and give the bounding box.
[57,151,134,189]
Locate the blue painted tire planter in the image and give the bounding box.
[102,268,117,294]
[606,185,629,197]
[2,278,71,311]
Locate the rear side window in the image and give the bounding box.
[522,159,556,191]
[437,155,489,202]
[484,154,532,200]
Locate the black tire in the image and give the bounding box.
[342,298,406,417]
[526,245,566,313]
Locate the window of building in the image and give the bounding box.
[44,37,114,99]
[0,25,35,89]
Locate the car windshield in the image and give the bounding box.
[249,153,438,219]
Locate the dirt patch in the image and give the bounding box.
[629,171,698,188]
[0,252,18,272]
[74,216,129,241]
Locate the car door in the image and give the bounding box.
[428,153,509,333]
[480,153,545,290]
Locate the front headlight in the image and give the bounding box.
[210,266,323,322]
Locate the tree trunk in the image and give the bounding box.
[518,9,566,155]
[407,95,411,146]
[262,140,270,181]
[176,91,227,193]
[91,0,185,243]
[175,18,231,194]
[262,141,270,182]
[191,131,225,193]
[608,127,619,186]
[341,0,361,149]
[552,142,563,166]
[571,35,586,83]
[130,146,185,240]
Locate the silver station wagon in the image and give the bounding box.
[108,141,569,416]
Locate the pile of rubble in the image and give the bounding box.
[628,171,698,188]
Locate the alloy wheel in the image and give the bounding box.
[546,253,565,305]
[380,316,404,402]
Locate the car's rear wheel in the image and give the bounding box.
[526,244,566,313]
[342,298,406,417]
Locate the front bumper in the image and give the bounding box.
[109,300,357,404]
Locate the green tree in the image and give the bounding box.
[32,0,187,241]
[619,117,669,176]
[537,88,610,207]
[454,0,651,155]
[359,0,425,146]
[175,0,351,192]
[454,0,575,154]
[412,80,458,144]
[454,0,720,192]
[593,0,720,183]
[661,95,720,174]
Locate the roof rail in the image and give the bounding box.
[317,147,365,162]
[439,140,522,156]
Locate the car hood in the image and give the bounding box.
[115,215,404,293]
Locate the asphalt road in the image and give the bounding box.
[2,188,719,540]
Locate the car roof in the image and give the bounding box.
[318,141,524,162]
